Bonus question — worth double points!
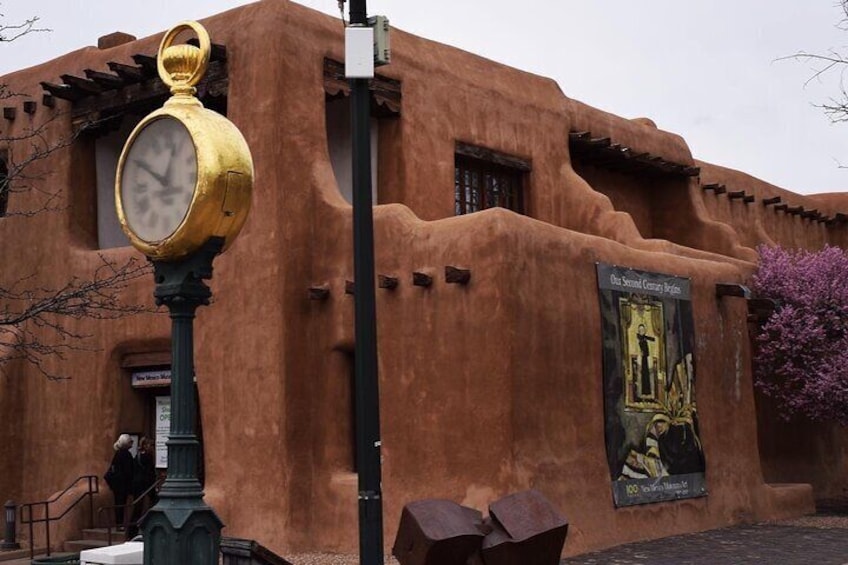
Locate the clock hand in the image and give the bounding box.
[133,159,167,186]
[154,185,182,197]
[163,143,178,186]
[149,146,183,199]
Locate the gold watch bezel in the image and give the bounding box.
[115,104,253,261]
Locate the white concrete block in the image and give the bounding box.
[80,541,144,565]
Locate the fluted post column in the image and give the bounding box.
[142,237,224,565]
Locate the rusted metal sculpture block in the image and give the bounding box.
[394,491,568,565]
[392,499,486,565]
[481,490,568,565]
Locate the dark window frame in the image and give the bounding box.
[454,142,530,216]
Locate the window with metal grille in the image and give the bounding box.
[454,143,528,215]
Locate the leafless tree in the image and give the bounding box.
[780,1,848,124]
[0,9,46,44]
[0,258,151,379]
[0,12,152,379]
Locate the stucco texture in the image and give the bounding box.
[1,0,845,558]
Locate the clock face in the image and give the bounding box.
[120,117,198,243]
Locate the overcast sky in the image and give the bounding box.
[2,1,847,195]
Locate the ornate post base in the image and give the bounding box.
[142,499,223,564]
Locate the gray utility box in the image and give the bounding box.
[80,542,143,565]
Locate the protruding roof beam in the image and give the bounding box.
[107,61,147,83]
[60,74,103,95]
[84,69,125,90]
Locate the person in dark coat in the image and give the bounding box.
[132,437,157,505]
[109,434,135,529]
[127,436,157,538]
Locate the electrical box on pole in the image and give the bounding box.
[368,15,391,66]
[345,26,375,78]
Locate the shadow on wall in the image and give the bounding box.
[755,389,848,499]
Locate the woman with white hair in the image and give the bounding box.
[107,433,135,530]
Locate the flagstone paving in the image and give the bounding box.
[563,502,848,565]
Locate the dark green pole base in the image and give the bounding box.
[141,498,223,564]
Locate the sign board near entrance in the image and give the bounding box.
[155,396,170,468]
[132,368,172,388]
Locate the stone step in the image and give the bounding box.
[64,539,109,553]
[80,528,127,544]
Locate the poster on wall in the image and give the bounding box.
[155,396,171,469]
[596,263,707,507]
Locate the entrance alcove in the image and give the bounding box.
[119,350,206,486]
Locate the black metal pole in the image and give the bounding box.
[349,1,384,563]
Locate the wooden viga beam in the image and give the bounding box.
[412,272,433,287]
[378,275,399,290]
[40,81,86,102]
[702,183,727,194]
[716,283,751,299]
[308,285,330,301]
[60,74,103,95]
[107,61,147,83]
[84,69,125,90]
[445,266,471,285]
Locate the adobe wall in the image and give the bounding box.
[755,391,848,500]
[267,1,820,555]
[693,164,848,499]
[697,161,839,252]
[0,0,841,558]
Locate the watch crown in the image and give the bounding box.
[162,44,203,86]
[157,21,211,100]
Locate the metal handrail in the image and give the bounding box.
[19,474,99,559]
[96,477,164,545]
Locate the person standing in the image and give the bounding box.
[133,437,157,506]
[127,436,157,538]
[108,434,135,529]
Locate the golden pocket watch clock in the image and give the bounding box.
[116,21,253,261]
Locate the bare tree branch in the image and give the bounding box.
[0,257,154,380]
[779,1,848,125]
[0,14,48,43]
[2,110,78,217]
[0,9,72,218]
[0,11,153,379]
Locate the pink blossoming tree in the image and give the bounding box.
[752,244,848,425]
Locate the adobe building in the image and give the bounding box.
[1,0,847,559]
